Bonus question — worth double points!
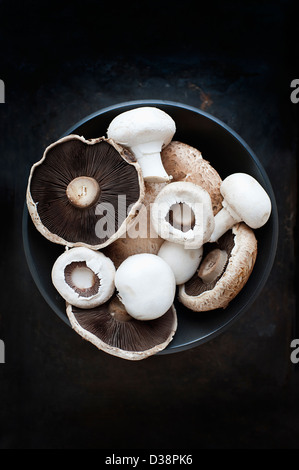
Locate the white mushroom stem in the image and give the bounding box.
[66,176,100,208]
[198,249,228,283]
[209,173,272,243]
[71,265,96,289]
[158,240,203,285]
[209,203,239,243]
[107,107,176,183]
[130,140,171,183]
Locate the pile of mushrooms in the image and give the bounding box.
[26,106,272,360]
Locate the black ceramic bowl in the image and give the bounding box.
[22,100,279,355]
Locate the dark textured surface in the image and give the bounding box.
[0,0,298,449]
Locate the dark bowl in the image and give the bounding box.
[22,100,279,355]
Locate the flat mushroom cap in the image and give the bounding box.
[66,296,178,360]
[51,246,116,309]
[26,134,144,250]
[179,223,257,311]
[151,181,215,249]
[161,141,223,215]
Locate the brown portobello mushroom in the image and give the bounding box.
[26,134,145,250]
[179,223,258,311]
[66,296,178,360]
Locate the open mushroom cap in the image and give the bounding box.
[179,223,257,311]
[151,181,215,249]
[66,296,177,360]
[51,246,116,309]
[161,141,223,215]
[26,134,144,250]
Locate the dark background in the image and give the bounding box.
[0,0,298,449]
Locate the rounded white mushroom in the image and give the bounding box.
[114,253,176,321]
[51,247,116,308]
[107,107,176,183]
[209,173,272,242]
[158,240,203,285]
[151,181,215,249]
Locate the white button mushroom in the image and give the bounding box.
[114,253,176,321]
[158,240,203,285]
[51,247,116,308]
[107,107,176,183]
[151,181,215,249]
[209,173,272,242]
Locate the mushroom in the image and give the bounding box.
[107,107,176,183]
[66,296,177,360]
[151,181,215,249]
[158,241,203,285]
[209,173,272,243]
[103,181,165,268]
[26,134,144,250]
[179,223,258,311]
[114,253,176,321]
[103,141,223,267]
[51,246,116,309]
[161,141,223,215]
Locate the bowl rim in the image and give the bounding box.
[22,99,279,354]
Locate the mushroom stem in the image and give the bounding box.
[66,176,101,209]
[131,142,171,183]
[69,264,96,290]
[198,249,228,283]
[209,205,239,243]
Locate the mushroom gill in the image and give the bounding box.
[66,295,177,360]
[27,135,144,249]
[179,223,258,311]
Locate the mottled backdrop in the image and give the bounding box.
[0,0,298,449]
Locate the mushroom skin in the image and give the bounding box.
[151,181,215,249]
[103,181,164,268]
[179,223,257,311]
[51,246,116,309]
[66,297,178,361]
[107,107,176,183]
[115,253,176,321]
[158,241,203,285]
[26,134,145,250]
[161,141,223,215]
[209,173,272,242]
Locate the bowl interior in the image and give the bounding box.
[22,100,279,354]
